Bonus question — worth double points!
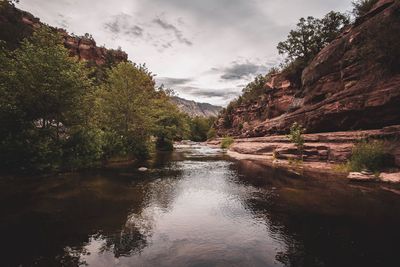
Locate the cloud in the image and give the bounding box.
[156,77,240,100]
[156,77,193,87]
[104,13,144,37]
[178,86,240,99]
[218,62,268,81]
[153,17,193,46]
[56,13,69,28]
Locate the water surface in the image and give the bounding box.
[1,145,400,266]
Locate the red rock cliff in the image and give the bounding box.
[0,2,128,65]
[216,0,400,138]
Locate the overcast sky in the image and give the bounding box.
[18,0,352,106]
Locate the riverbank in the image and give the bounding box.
[208,125,400,183]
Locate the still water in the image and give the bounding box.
[1,145,400,266]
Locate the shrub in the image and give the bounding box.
[207,127,216,140]
[221,137,234,149]
[287,122,306,159]
[348,140,391,172]
[155,138,174,151]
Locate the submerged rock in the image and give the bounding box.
[347,172,378,182]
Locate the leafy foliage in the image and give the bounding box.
[221,137,234,149]
[0,26,192,173]
[287,123,306,159]
[207,127,217,140]
[94,62,156,159]
[277,12,349,80]
[152,91,189,151]
[277,12,350,63]
[240,75,268,104]
[188,116,216,142]
[0,27,93,172]
[348,140,392,172]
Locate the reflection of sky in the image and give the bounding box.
[78,148,285,266]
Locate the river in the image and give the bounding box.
[1,144,399,266]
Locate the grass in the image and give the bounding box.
[221,137,234,149]
[348,140,392,172]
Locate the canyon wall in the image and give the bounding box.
[216,0,400,138]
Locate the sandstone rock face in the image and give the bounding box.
[0,3,128,65]
[216,0,400,137]
[60,31,127,65]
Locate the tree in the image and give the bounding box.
[152,90,189,151]
[0,27,94,172]
[189,116,215,142]
[95,62,156,159]
[241,74,268,103]
[277,12,349,66]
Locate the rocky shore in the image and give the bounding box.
[208,125,400,183]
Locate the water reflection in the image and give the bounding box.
[0,145,400,266]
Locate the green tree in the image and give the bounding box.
[0,27,94,172]
[277,12,349,67]
[189,116,215,142]
[152,90,190,151]
[241,74,268,103]
[95,62,156,159]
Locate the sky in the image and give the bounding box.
[18,0,352,106]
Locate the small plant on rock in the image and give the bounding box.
[287,122,306,160]
[221,137,234,149]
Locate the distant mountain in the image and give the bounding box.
[171,96,222,117]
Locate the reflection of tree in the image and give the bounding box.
[233,159,400,267]
[99,228,148,258]
[0,171,153,266]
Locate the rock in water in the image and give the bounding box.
[138,167,148,172]
[347,172,377,182]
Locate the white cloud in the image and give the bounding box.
[17,0,352,106]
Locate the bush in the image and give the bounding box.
[286,122,306,158]
[155,138,174,151]
[207,127,216,140]
[221,137,234,149]
[348,140,392,172]
[62,128,105,170]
